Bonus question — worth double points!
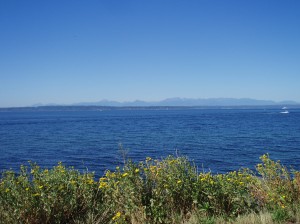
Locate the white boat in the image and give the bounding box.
[280,106,289,114]
[280,107,290,114]
[280,110,289,114]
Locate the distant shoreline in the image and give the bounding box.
[1,104,300,112]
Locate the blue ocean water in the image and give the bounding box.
[0,109,300,176]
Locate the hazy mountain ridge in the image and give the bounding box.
[1,98,300,111]
[70,98,299,107]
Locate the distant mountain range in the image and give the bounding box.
[67,98,299,107]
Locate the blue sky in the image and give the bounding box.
[0,0,299,107]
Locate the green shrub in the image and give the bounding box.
[1,154,300,223]
[252,154,300,211]
[194,169,258,217]
[0,162,104,223]
[142,156,198,223]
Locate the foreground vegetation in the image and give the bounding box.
[1,154,300,223]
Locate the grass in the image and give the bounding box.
[1,154,300,223]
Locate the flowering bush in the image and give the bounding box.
[1,154,300,223]
[0,162,103,223]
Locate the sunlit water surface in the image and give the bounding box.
[1,109,300,176]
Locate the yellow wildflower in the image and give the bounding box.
[169,160,176,164]
[99,182,108,189]
[122,173,129,177]
[135,168,139,173]
[150,166,156,172]
[112,211,121,220]
[87,179,94,184]
[70,180,76,185]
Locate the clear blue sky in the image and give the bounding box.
[0,0,299,107]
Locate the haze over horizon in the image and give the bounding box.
[1,0,300,107]
[26,97,300,108]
